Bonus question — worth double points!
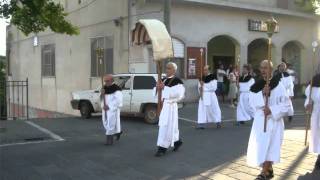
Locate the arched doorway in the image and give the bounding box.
[207,35,240,71]
[248,38,275,75]
[282,41,303,84]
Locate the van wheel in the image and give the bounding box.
[144,105,158,124]
[80,101,92,119]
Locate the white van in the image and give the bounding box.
[71,73,168,124]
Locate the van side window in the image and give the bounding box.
[133,76,156,90]
[124,78,132,89]
[114,76,130,89]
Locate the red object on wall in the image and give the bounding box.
[187,47,206,79]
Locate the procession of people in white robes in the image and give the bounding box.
[276,62,295,121]
[97,60,320,179]
[197,66,222,129]
[237,65,255,124]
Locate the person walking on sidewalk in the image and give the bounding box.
[197,65,222,129]
[101,74,123,145]
[246,60,292,180]
[305,73,320,170]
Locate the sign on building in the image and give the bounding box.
[248,19,280,33]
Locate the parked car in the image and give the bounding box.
[71,73,182,124]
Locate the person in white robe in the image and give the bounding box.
[237,64,255,125]
[154,62,185,157]
[246,60,292,180]
[197,65,222,129]
[277,62,294,122]
[101,74,123,145]
[305,73,320,170]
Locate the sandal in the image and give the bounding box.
[267,168,274,179]
[255,173,268,180]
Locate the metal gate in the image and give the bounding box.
[0,78,29,120]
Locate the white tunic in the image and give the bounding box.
[305,85,320,154]
[279,74,294,116]
[197,78,221,124]
[247,82,291,167]
[101,90,123,135]
[237,78,255,122]
[154,78,185,148]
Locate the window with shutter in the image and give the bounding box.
[90,36,114,77]
[41,44,55,77]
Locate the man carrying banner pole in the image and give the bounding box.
[246,60,291,180]
[246,17,292,180]
[197,65,222,129]
[154,62,185,157]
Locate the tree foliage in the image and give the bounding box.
[295,0,320,14]
[0,0,79,36]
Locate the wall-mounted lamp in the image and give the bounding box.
[113,17,123,27]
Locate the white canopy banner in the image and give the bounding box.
[131,19,174,61]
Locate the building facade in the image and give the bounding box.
[6,0,320,117]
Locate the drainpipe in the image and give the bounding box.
[128,0,132,73]
[164,0,171,34]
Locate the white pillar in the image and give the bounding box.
[239,44,248,72]
[273,45,282,66]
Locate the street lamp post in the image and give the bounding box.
[263,17,278,133]
[96,47,104,86]
[199,48,204,100]
[96,47,107,115]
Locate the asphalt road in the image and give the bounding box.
[0,99,319,180]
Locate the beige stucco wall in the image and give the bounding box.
[8,0,130,116]
[227,0,277,7]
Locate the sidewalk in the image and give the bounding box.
[192,130,318,180]
[181,98,319,180]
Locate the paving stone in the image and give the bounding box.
[228,172,256,180]
[230,166,261,176]
[292,167,313,175]
[218,168,238,175]
[207,173,237,180]
[277,174,301,180]
[185,175,209,180]
[225,163,242,169]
